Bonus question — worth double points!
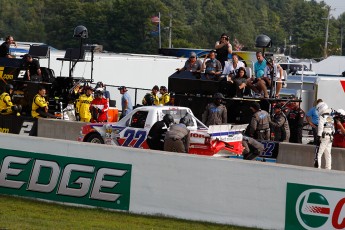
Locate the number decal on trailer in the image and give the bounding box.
[261,141,276,157]
[19,121,34,135]
[122,129,147,148]
[17,70,26,79]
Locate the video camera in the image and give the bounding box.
[333,111,345,123]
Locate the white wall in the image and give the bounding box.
[0,133,344,230]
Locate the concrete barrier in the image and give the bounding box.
[37,119,85,141]
[277,142,345,171]
[1,133,345,229]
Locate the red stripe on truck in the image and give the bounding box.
[341,80,345,92]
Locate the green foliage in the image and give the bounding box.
[0,0,343,58]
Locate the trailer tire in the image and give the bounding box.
[86,133,104,144]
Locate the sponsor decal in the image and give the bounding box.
[286,183,345,229]
[340,80,345,93]
[0,127,10,133]
[0,148,131,210]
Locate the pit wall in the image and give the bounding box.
[277,142,345,171]
[0,133,344,230]
[37,119,345,171]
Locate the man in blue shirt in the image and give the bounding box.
[306,99,323,144]
[247,51,269,98]
[118,86,133,119]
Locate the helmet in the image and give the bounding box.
[5,84,13,93]
[179,114,193,126]
[316,102,329,115]
[73,25,88,38]
[144,93,154,106]
[250,102,261,111]
[162,114,174,127]
[94,89,103,97]
[96,81,104,88]
[255,34,272,48]
[213,93,224,99]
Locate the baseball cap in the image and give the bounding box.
[189,52,197,58]
[118,86,126,90]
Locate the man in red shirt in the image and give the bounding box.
[90,88,108,122]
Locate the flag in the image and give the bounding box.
[151,16,160,24]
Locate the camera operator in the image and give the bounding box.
[201,50,222,80]
[333,109,345,148]
[215,33,232,69]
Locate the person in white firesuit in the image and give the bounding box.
[315,102,335,170]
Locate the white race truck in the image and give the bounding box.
[78,106,248,157]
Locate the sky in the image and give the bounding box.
[317,0,345,18]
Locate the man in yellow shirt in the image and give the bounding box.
[142,85,159,106]
[76,86,93,122]
[0,84,21,116]
[31,86,55,118]
[159,86,170,105]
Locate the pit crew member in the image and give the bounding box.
[147,114,174,150]
[315,102,335,170]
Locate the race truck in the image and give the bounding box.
[78,106,248,157]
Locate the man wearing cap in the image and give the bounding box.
[202,93,227,127]
[269,104,290,142]
[202,50,222,80]
[22,53,42,81]
[118,86,133,119]
[249,102,270,140]
[176,52,202,73]
[284,98,305,143]
[76,86,94,122]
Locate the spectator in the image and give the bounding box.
[202,50,222,80]
[31,86,55,118]
[202,93,227,126]
[0,84,22,116]
[76,86,93,122]
[143,85,159,105]
[264,57,284,98]
[159,86,170,105]
[176,52,202,73]
[247,52,268,98]
[306,99,323,144]
[0,35,16,58]
[215,33,233,68]
[284,99,305,143]
[118,86,133,119]
[22,54,42,81]
[315,102,335,169]
[222,53,245,79]
[147,114,174,150]
[164,115,191,153]
[269,104,290,142]
[230,67,249,97]
[249,102,270,140]
[90,88,108,122]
